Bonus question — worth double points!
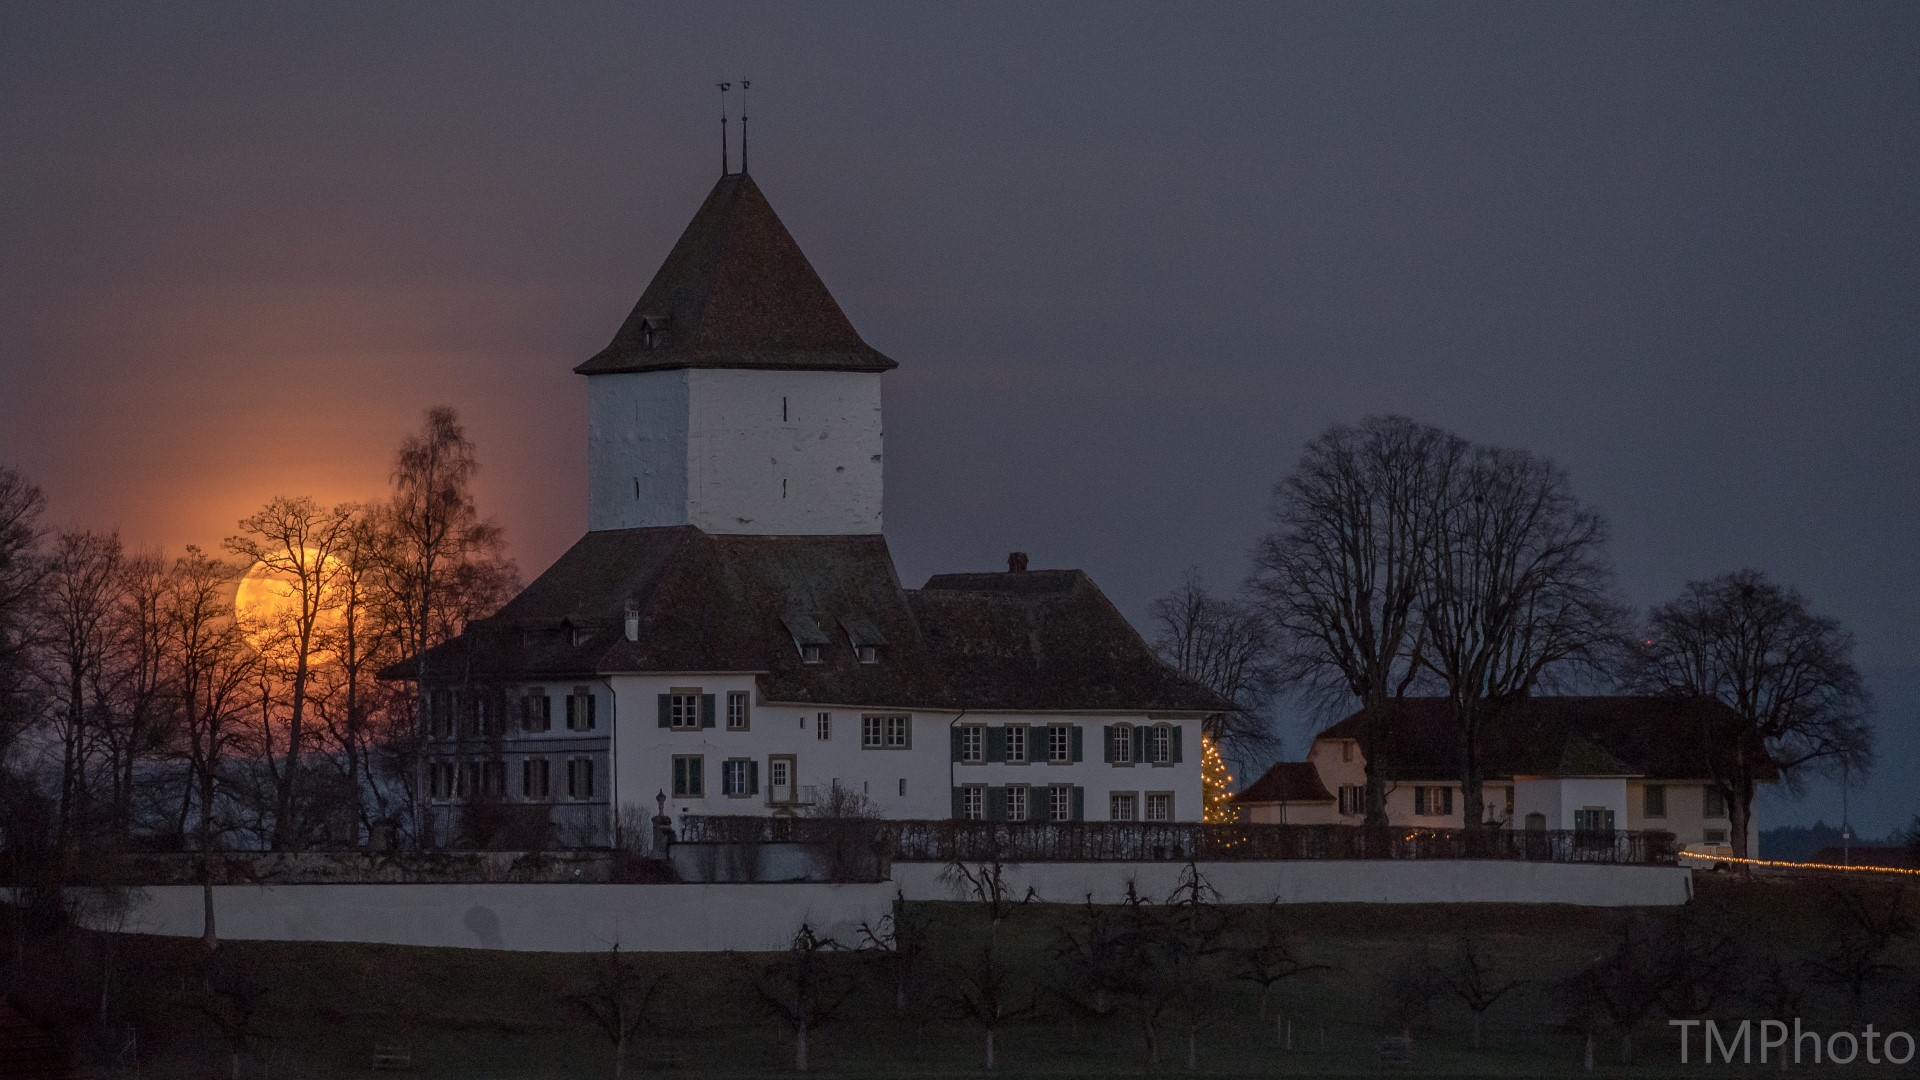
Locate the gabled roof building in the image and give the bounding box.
[405,167,1226,847]
[1235,696,1770,850]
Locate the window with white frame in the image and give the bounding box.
[522,691,551,733]
[861,715,883,748]
[1005,785,1028,821]
[959,725,984,763]
[726,691,750,731]
[816,712,831,741]
[960,785,985,820]
[885,715,910,748]
[567,687,597,731]
[667,689,702,730]
[566,758,595,800]
[672,755,704,798]
[522,758,549,799]
[1144,792,1172,822]
[1047,724,1071,763]
[1005,724,1027,764]
[1149,724,1172,764]
[722,758,754,797]
[799,643,821,664]
[1414,786,1453,816]
[855,644,878,665]
[1048,784,1073,822]
[1110,792,1138,821]
[1337,784,1364,817]
[1110,723,1133,764]
[481,760,506,798]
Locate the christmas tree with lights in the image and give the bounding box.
[1201,734,1236,823]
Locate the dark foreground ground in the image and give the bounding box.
[4,874,1918,1078]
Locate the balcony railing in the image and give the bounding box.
[674,817,1678,867]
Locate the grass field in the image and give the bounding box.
[6,873,1918,1078]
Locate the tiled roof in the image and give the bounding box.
[1235,761,1334,804]
[389,529,1229,715]
[1314,696,1778,782]
[576,173,896,376]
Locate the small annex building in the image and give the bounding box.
[392,166,1228,846]
[1235,696,1769,850]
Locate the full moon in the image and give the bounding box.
[233,549,346,654]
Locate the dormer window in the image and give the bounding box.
[637,315,668,351]
[782,613,831,666]
[840,615,886,667]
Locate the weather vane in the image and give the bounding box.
[717,81,731,175]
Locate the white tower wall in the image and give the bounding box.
[588,368,883,535]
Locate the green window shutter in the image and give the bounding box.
[1103,725,1114,763]
[1070,725,1083,762]
[1133,725,1148,762]
[700,694,716,728]
[1071,786,1085,821]
[950,726,965,762]
[748,760,760,795]
[657,695,670,728]
[1171,725,1184,763]
[566,695,577,729]
[587,694,597,730]
[951,787,965,820]
[987,786,1007,821]
[986,726,1006,763]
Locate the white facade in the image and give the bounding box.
[425,677,1208,846]
[587,368,884,535]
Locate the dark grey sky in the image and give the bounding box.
[2,3,1914,832]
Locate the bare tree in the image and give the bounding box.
[1438,937,1516,1049]
[1811,883,1911,1014]
[567,943,663,1080]
[1151,569,1282,758]
[164,547,257,951]
[854,893,930,1017]
[1249,416,1464,825]
[0,466,47,763]
[36,530,124,853]
[309,510,396,842]
[95,551,172,843]
[748,923,854,1072]
[1232,901,1327,1046]
[371,407,515,842]
[1419,445,1622,831]
[1635,569,1873,861]
[225,496,354,849]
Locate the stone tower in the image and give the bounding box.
[576,173,895,535]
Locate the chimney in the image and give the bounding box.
[624,600,640,642]
[1007,551,1028,573]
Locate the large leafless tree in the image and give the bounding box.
[225,496,355,849]
[1634,569,1872,860]
[1418,445,1622,831]
[1151,569,1282,759]
[1248,416,1463,825]
[37,530,124,852]
[371,407,515,842]
[0,466,47,765]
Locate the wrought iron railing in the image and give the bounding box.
[674,817,1678,867]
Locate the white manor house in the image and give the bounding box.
[398,170,1228,846]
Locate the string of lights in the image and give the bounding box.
[1677,850,1920,877]
[1201,735,1235,823]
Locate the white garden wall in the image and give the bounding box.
[66,858,1688,954]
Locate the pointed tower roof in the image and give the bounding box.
[576,173,897,375]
